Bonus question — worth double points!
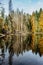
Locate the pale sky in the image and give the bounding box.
[0,0,43,15]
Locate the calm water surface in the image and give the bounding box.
[0,34,43,65]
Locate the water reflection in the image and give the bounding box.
[0,34,43,65]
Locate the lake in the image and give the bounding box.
[0,34,43,65]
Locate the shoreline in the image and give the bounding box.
[0,32,43,37]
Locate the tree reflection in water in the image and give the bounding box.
[0,38,5,65]
[0,34,43,65]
